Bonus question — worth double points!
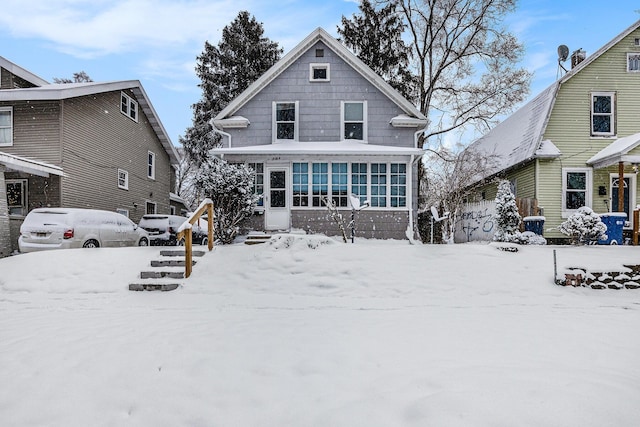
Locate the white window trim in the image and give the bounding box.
[145,200,157,215]
[291,161,409,211]
[118,168,129,190]
[609,172,637,226]
[562,167,593,218]
[0,106,13,147]
[590,91,615,137]
[147,151,156,180]
[341,101,368,142]
[309,63,330,82]
[627,53,640,72]
[272,101,299,143]
[116,208,130,218]
[121,92,138,122]
[6,178,28,217]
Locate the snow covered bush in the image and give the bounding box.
[493,180,521,242]
[195,156,259,244]
[558,206,607,245]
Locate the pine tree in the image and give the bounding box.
[337,0,417,102]
[493,180,521,242]
[181,11,282,165]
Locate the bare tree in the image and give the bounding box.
[174,148,199,211]
[422,144,498,242]
[393,0,531,140]
[53,71,93,83]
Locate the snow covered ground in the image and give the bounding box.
[1,236,639,426]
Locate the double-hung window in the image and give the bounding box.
[628,53,640,72]
[6,179,27,216]
[121,92,138,122]
[591,92,615,137]
[390,164,407,207]
[273,101,298,141]
[342,101,367,141]
[118,169,129,190]
[312,163,328,207]
[0,107,13,146]
[562,168,592,216]
[370,163,387,207]
[147,151,156,180]
[293,163,309,207]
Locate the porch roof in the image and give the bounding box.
[587,132,640,169]
[0,151,64,177]
[209,140,424,157]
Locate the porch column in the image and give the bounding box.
[618,161,625,213]
[0,165,12,258]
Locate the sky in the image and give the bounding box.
[0,0,639,148]
[1,237,640,425]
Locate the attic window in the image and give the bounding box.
[315,49,324,57]
[120,92,138,122]
[627,53,640,72]
[309,63,330,82]
[635,38,640,46]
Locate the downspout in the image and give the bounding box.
[209,119,232,149]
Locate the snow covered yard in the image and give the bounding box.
[1,238,640,426]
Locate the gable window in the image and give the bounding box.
[342,101,367,141]
[248,162,264,206]
[147,151,156,179]
[628,53,640,72]
[0,107,13,146]
[118,169,129,190]
[273,101,298,141]
[562,168,592,216]
[309,63,330,82]
[120,92,138,122]
[6,179,27,216]
[145,201,157,215]
[591,92,615,136]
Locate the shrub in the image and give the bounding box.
[558,206,607,245]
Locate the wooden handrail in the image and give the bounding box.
[176,199,214,278]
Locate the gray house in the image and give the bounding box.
[0,56,180,255]
[210,28,427,240]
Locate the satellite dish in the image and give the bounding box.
[349,193,361,210]
[557,45,569,62]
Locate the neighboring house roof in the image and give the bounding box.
[0,56,49,87]
[0,81,179,165]
[466,18,640,182]
[211,140,424,156]
[0,151,64,177]
[587,132,640,169]
[213,27,427,124]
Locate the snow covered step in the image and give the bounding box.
[244,235,272,245]
[128,283,180,292]
[159,250,205,257]
[140,270,184,279]
[151,259,197,267]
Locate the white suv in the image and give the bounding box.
[18,208,149,253]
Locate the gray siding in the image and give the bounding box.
[60,90,172,223]
[0,68,39,90]
[228,41,418,148]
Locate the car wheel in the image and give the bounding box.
[201,237,208,246]
[138,237,149,247]
[83,239,100,248]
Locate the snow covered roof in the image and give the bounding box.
[0,81,179,166]
[0,56,49,87]
[0,151,64,177]
[465,82,559,182]
[534,139,562,159]
[587,132,640,169]
[213,28,427,124]
[210,140,424,156]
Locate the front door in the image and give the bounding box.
[265,167,290,230]
[611,174,635,228]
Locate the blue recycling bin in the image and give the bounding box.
[523,216,545,235]
[598,212,626,245]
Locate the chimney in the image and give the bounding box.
[571,49,586,69]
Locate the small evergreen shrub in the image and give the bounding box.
[558,206,607,245]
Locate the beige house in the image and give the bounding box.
[465,19,640,242]
[0,56,179,255]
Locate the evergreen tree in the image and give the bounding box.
[195,157,259,244]
[337,0,417,102]
[181,11,282,164]
[493,180,521,242]
[558,207,607,245]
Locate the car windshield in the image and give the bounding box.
[23,211,70,227]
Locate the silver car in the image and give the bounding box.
[18,208,149,253]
